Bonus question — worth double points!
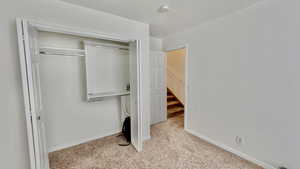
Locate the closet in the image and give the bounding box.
[17,19,142,169]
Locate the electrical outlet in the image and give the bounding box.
[235,136,243,145]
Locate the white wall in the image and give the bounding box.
[150,37,163,51]
[0,0,149,168]
[163,0,300,169]
[167,49,185,82]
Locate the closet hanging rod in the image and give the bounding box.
[83,40,129,50]
[39,47,85,57]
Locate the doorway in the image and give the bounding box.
[150,46,188,128]
[166,48,186,121]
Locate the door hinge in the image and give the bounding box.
[29,111,33,119]
[22,34,25,41]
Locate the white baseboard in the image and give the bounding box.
[150,118,167,126]
[143,134,151,141]
[48,129,121,152]
[185,129,276,169]
[49,129,151,153]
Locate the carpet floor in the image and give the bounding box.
[49,114,263,169]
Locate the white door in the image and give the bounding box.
[150,51,167,124]
[17,19,49,169]
[129,40,142,152]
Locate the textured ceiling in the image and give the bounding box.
[61,0,262,37]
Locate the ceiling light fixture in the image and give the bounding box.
[157,5,169,13]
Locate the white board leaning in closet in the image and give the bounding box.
[83,40,131,102]
[16,18,143,169]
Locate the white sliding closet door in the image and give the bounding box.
[17,19,49,169]
[129,40,142,152]
[150,51,167,124]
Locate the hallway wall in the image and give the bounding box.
[150,37,163,51]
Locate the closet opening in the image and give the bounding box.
[17,19,143,169]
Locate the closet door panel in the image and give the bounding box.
[150,51,167,125]
[129,40,142,152]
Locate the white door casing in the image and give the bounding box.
[17,19,49,169]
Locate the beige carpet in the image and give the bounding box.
[49,114,263,169]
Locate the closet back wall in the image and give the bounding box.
[39,32,124,152]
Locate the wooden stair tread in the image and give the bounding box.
[167,88,184,118]
[167,100,180,106]
[167,95,175,99]
[168,106,184,114]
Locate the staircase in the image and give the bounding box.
[167,89,184,118]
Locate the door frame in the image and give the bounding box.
[165,44,189,131]
[16,18,143,169]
